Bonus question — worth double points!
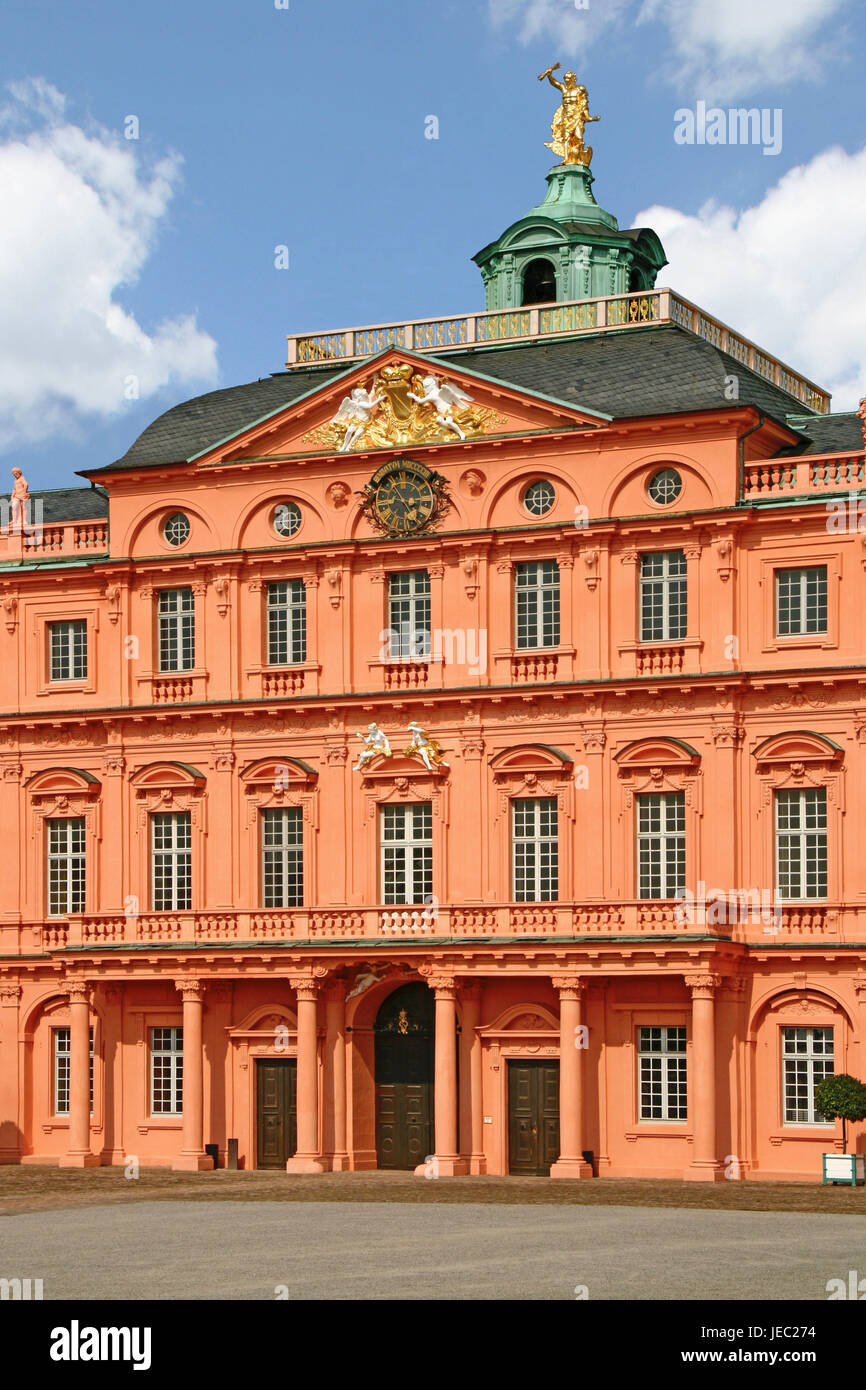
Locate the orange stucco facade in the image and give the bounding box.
[2,328,866,1182]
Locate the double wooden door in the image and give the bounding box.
[375,983,434,1170]
[256,1059,297,1169]
[508,1060,560,1175]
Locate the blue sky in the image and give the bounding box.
[0,0,864,490]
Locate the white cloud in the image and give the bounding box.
[0,79,218,453]
[633,144,866,410]
[489,0,852,98]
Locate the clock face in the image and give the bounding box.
[373,466,436,535]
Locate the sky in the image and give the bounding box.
[0,0,864,491]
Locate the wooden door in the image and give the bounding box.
[375,983,434,1170]
[256,1059,297,1169]
[508,1060,560,1175]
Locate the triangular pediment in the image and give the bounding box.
[189,347,608,467]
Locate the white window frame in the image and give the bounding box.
[261,806,304,907]
[47,817,86,917]
[48,620,88,682]
[775,788,827,901]
[157,588,195,673]
[638,1025,687,1121]
[387,570,431,659]
[782,1026,834,1125]
[151,812,192,911]
[266,580,306,666]
[380,803,432,905]
[514,560,560,650]
[150,1026,183,1115]
[512,797,558,902]
[775,566,827,638]
[639,550,687,642]
[53,1026,93,1117]
[637,791,686,899]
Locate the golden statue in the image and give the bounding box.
[538,64,599,167]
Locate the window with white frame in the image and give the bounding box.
[262,806,303,907]
[150,1026,183,1115]
[776,566,827,637]
[775,788,827,901]
[380,803,432,904]
[640,550,687,642]
[157,588,195,672]
[782,1026,834,1124]
[637,791,686,898]
[515,560,560,649]
[266,580,306,666]
[638,1026,688,1120]
[48,620,87,682]
[47,817,86,916]
[512,797,558,901]
[387,571,430,659]
[53,1026,93,1116]
[151,812,192,911]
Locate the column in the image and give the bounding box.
[172,978,213,1171]
[416,974,467,1176]
[324,983,349,1171]
[60,979,98,1167]
[0,983,21,1163]
[550,977,592,1178]
[685,973,722,1181]
[459,983,485,1174]
[286,977,324,1173]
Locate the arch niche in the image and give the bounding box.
[373,981,435,1171]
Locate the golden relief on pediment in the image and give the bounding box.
[302,362,506,453]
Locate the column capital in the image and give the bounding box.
[551,975,586,999]
[0,982,21,1007]
[290,976,324,1001]
[63,978,91,1005]
[175,978,204,1003]
[427,973,457,997]
[684,973,721,999]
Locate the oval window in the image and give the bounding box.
[523,480,556,516]
[273,502,302,538]
[163,512,191,546]
[647,468,683,506]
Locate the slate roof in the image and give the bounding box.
[85,323,855,477]
[780,413,864,456]
[31,487,108,522]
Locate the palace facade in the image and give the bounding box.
[1,139,865,1183]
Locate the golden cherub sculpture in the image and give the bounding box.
[538,64,599,167]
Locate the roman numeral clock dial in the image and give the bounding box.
[360,459,451,537]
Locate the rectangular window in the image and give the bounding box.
[776,566,827,637]
[48,620,87,682]
[515,560,560,650]
[775,788,827,901]
[640,550,687,642]
[782,1026,834,1124]
[638,1026,688,1121]
[151,812,192,911]
[157,588,195,672]
[380,803,432,905]
[47,817,86,916]
[53,1027,93,1116]
[512,797,558,902]
[637,792,686,899]
[150,1026,183,1115]
[261,807,304,907]
[387,571,430,659]
[266,580,306,666]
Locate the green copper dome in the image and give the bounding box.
[473,163,667,311]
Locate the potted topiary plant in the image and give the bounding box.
[815,1073,866,1185]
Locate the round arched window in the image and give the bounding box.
[647,468,683,506]
[521,258,557,306]
[273,502,302,538]
[523,479,556,516]
[163,512,191,546]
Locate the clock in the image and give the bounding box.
[359,458,451,537]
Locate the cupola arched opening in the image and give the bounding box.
[521,258,557,305]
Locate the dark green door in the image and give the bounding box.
[375,983,434,1170]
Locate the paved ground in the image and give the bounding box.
[2,1199,865,1299]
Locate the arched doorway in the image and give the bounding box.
[374,983,434,1170]
[521,257,556,305]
